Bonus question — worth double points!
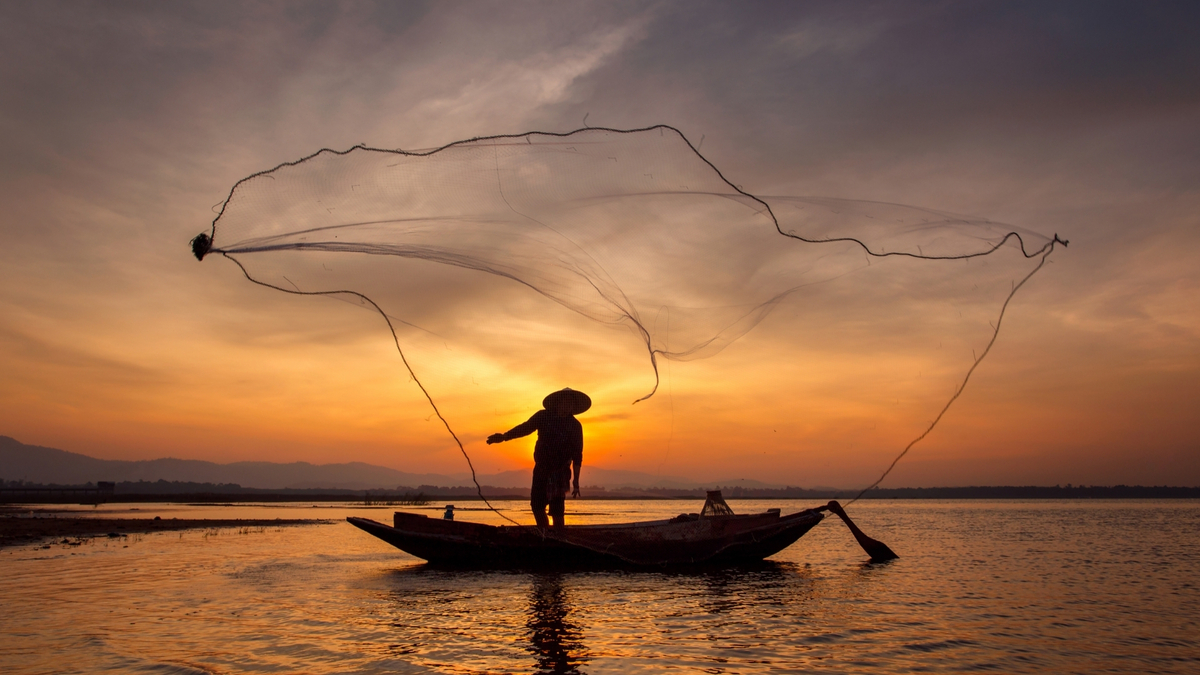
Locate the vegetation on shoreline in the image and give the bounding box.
[3,480,1198,504]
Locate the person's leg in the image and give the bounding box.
[548,495,566,528]
[532,502,550,528]
[531,467,550,528]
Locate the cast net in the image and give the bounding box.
[193,125,1065,512]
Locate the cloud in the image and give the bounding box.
[0,1,1196,484]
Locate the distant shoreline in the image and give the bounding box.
[7,438,1197,502]
[3,483,1199,505]
[0,514,331,549]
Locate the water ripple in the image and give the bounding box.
[2,500,1198,673]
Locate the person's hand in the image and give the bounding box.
[486,433,504,445]
[571,481,581,498]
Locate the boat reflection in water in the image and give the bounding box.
[525,573,588,674]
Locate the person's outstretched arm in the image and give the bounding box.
[486,411,541,445]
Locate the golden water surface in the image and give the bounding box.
[2,500,1197,673]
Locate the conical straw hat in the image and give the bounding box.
[543,388,592,415]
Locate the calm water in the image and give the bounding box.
[2,500,1197,674]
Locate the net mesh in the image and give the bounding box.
[194,125,1065,505]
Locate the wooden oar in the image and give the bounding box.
[821,500,898,562]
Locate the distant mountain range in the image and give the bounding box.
[0,436,787,491]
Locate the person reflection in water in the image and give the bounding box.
[526,573,587,674]
[488,388,589,529]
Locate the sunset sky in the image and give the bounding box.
[2,1,1197,488]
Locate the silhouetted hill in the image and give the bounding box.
[0,436,771,490]
[6,437,1196,498]
[0,436,463,489]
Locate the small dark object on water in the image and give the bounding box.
[822,500,898,563]
[107,532,122,538]
[700,490,734,517]
[154,516,161,520]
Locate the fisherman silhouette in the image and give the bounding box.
[488,389,590,529]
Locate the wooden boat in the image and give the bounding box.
[347,493,824,568]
